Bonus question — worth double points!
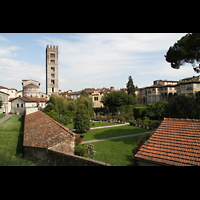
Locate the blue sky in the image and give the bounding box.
[0,33,197,93]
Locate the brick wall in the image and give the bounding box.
[24,146,111,166]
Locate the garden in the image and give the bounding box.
[73,122,154,166]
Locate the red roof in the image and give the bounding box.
[11,96,47,102]
[23,111,76,149]
[134,118,200,166]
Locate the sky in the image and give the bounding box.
[0,33,197,93]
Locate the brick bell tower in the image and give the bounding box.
[46,45,58,96]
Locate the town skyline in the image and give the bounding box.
[0,33,197,93]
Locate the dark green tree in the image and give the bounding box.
[74,104,90,133]
[165,95,200,119]
[165,33,200,73]
[126,76,136,97]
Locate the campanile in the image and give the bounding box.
[46,45,58,96]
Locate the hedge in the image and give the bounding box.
[133,107,146,119]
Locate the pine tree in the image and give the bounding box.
[126,76,136,97]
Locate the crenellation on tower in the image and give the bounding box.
[46,45,59,96]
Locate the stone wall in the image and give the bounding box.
[24,146,111,166]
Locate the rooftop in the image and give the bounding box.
[23,111,76,149]
[10,97,48,102]
[134,118,200,166]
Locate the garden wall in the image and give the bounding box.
[24,146,111,166]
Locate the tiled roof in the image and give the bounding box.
[134,118,200,166]
[11,96,47,102]
[23,111,76,149]
[0,86,8,89]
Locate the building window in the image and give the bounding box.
[94,97,98,101]
[52,88,54,92]
[51,67,55,72]
[21,104,23,108]
[50,53,55,57]
[51,60,55,64]
[51,74,55,78]
[51,80,55,84]
[17,104,19,108]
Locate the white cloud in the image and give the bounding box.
[0,45,23,58]
[0,58,45,91]
[27,33,190,91]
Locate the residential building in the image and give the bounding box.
[62,87,113,109]
[10,96,47,115]
[134,118,200,166]
[136,79,179,105]
[46,45,59,96]
[0,91,9,113]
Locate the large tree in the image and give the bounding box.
[126,76,136,97]
[165,33,200,73]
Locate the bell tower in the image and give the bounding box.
[46,45,58,96]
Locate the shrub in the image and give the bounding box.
[136,118,142,126]
[85,144,96,159]
[75,137,82,146]
[74,144,85,156]
[133,107,146,119]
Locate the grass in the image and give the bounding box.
[0,116,35,166]
[74,123,153,166]
[66,121,122,130]
[0,114,5,119]
[82,132,153,166]
[78,125,150,141]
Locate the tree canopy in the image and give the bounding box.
[126,76,136,97]
[165,33,200,73]
[101,90,137,107]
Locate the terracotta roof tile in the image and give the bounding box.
[134,118,200,166]
[11,96,48,102]
[23,111,76,149]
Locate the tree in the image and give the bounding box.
[74,104,90,133]
[126,76,136,97]
[80,90,89,97]
[165,33,200,73]
[145,101,168,120]
[101,90,136,107]
[165,94,200,119]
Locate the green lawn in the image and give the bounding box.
[82,132,153,166]
[75,124,153,166]
[0,116,35,166]
[0,114,5,119]
[66,121,123,130]
[78,125,150,141]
